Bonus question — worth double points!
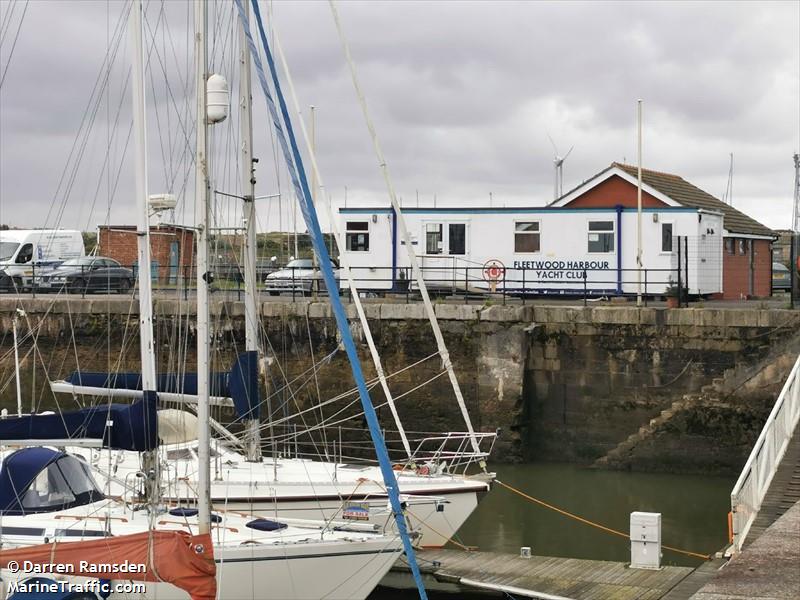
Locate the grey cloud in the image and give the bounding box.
[0,0,797,233]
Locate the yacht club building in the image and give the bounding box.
[337,163,775,299]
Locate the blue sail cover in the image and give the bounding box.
[63,352,261,420]
[0,393,157,451]
[229,350,260,419]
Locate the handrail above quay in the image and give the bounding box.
[729,352,800,552]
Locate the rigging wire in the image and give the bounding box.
[0,0,29,90]
[0,0,19,45]
[41,0,132,232]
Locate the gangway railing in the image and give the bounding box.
[729,352,800,552]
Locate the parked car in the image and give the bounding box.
[37,257,134,294]
[0,229,85,291]
[263,258,339,295]
[214,259,280,283]
[772,262,791,291]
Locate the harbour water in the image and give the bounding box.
[370,462,733,599]
[459,463,732,567]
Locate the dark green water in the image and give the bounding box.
[370,463,733,598]
[457,463,732,567]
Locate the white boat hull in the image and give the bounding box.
[217,486,482,548]
[2,537,400,600]
[83,447,492,549]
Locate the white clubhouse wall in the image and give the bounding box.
[337,207,723,295]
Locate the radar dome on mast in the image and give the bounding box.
[207,74,229,123]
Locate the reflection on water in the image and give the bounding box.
[457,463,733,567]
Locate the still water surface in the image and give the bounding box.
[458,463,733,567]
[370,462,733,599]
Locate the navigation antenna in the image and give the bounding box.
[722,152,734,205]
[548,134,573,200]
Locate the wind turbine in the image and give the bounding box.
[548,134,574,200]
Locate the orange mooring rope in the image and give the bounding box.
[495,479,712,561]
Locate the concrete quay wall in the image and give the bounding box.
[1,298,797,472]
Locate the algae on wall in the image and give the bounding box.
[1,300,795,474]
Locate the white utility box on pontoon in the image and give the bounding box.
[630,511,662,569]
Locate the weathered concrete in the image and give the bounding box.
[1,298,797,469]
[691,501,800,600]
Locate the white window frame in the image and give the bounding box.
[587,220,615,254]
[513,220,541,254]
[423,222,444,255]
[344,220,371,253]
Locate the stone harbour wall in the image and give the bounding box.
[1,297,797,473]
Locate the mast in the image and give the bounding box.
[234,3,427,596]
[132,0,157,394]
[12,310,23,417]
[194,0,212,534]
[636,99,643,307]
[239,0,262,462]
[131,0,159,502]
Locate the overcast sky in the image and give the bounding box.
[0,0,798,235]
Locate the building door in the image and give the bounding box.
[169,241,179,284]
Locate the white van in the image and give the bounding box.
[0,230,85,290]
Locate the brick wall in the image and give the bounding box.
[564,175,667,208]
[722,237,772,299]
[98,227,194,282]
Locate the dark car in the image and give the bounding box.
[37,257,134,294]
[772,262,791,292]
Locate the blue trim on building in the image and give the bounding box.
[339,206,701,215]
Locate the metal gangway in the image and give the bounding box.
[729,351,800,552]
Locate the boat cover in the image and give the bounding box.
[63,351,261,420]
[0,392,157,451]
[0,447,104,515]
[0,530,216,600]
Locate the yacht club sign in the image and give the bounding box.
[512,259,612,280]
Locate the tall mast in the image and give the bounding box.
[131,0,157,393]
[131,0,159,505]
[636,99,643,307]
[239,0,261,462]
[194,0,212,534]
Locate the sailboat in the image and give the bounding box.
[44,0,493,551]
[0,1,405,598]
